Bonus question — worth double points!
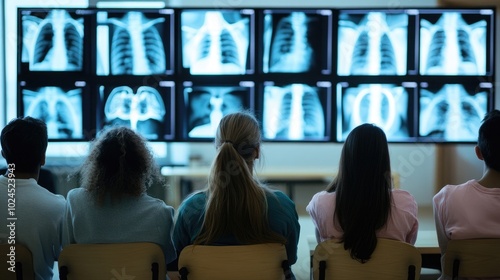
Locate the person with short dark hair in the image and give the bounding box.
[307,123,418,263]
[0,116,65,280]
[433,109,500,279]
[62,127,176,272]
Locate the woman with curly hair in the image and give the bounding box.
[62,127,176,267]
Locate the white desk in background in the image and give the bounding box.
[161,166,401,208]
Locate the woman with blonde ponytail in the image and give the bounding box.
[170,111,300,274]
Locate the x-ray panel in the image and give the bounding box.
[419,11,492,75]
[419,83,489,142]
[22,86,84,139]
[184,84,253,139]
[96,10,173,76]
[181,9,254,75]
[338,83,412,141]
[262,10,332,74]
[20,9,85,72]
[338,11,408,76]
[98,83,174,140]
[263,83,332,141]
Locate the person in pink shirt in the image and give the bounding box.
[433,109,500,280]
[306,123,418,262]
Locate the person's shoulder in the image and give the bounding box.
[178,191,207,211]
[391,189,417,210]
[434,180,475,198]
[143,194,175,213]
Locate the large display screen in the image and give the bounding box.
[15,7,495,143]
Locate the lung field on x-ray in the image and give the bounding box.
[96,11,167,75]
[22,86,83,139]
[102,85,167,139]
[263,84,327,140]
[181,10,250,75]
[263,12,322,73]
[22,9,84,71]
[420,12,488,75]
[337,12,408,76]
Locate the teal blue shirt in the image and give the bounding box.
[172,189,300,266]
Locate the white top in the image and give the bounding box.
[0,175,66,280]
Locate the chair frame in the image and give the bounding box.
[443,238,500,279]
[58,242,166,280]
[0,243,35,280]
[312,238,422,280]
[178,243,291,280]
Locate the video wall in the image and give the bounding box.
[17,7,496,143]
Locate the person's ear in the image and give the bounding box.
[1,150,4,159]
[254,146,260,160]
[475,146,484,161]
[40,154,46,167]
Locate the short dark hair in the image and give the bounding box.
[477,109,500,172]
[1,117,48,173]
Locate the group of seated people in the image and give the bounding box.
[0,109,499,280]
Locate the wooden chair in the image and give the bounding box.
[312,238,421,280]
[178,243,291,280]
[0,243,35,280]
[58,242,166,280]
[443,238,500,279]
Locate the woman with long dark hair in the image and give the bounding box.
[307,123,418,262]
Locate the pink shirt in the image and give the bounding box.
[433,179,500,280]
[306,189,418,244]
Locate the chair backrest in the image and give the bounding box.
[0,243,35,280]
[58,242,166,280]
[443,238,500,279]
[178,243,290,280]
[312,238,422,280]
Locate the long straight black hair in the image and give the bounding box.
[327,123,392,262]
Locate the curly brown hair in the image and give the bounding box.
[78,126,161,205]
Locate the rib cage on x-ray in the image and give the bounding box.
[420,13,487,75]
[22,10,84,71]
[264,12,314,73]
[264,84,325,140]
[342,84,409,140]
[105,12,166,75]
[420,84,487,141]
[23,87,82,139]
[338,12,407,75]
[104,86,166,137]
[182,11,249,74]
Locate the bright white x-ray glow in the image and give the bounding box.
[263,12,315,73]
[340,84,409,140]
[338,12,408,76]
[186,86,247,138]
[96,11,167,75]
[21,9,84,71]
[419,84,487,141]
[420,12,487,75]
[23,87,83,139]
[103,86,166,139]
[181,11,250,75]
[263,84,326,140]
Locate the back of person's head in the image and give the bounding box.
[1,117,48,173]
[195,111,286,245]
[79,126,158,205]
[329,123,392,263]
[477,109,500,172]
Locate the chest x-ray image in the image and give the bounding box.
[263,83,329,141]
[419,84,487,141]
[96,11,169,76]
[262,11,327,73]
[185,86,250,138]
[181,10,251,75]
[21,9,84,71]
[339,84,410,141]
[338,11,408,76]
[100,85,168,139]
[22,86,83,139]
[420,12,488,75]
